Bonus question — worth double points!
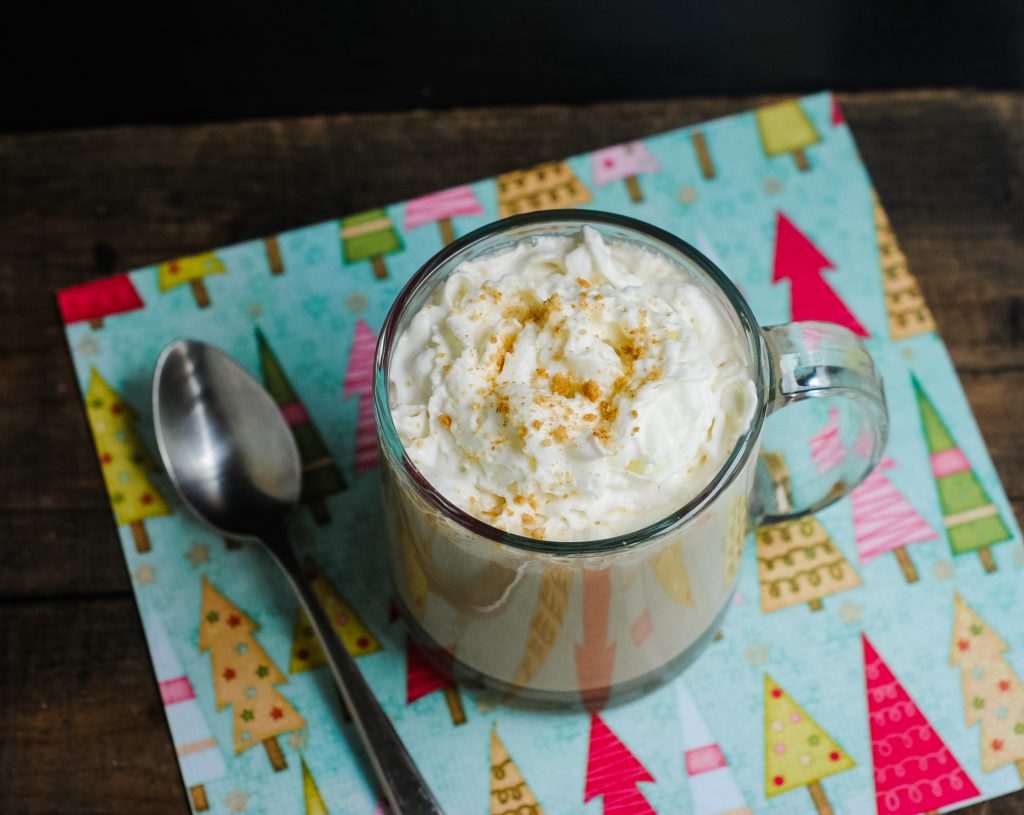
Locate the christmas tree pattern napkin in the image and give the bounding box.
[58,92,1024,815]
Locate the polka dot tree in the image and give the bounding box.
[763,674,855,815]
[951,593,1024,783]
[199,577,306,772]
[288,556,381,674]
[85,367,171,553]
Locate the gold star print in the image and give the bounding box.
[184,541,210,567]
[1013,543,1024,567]
[75,335,100,357]
[248,303,263,317]
[932,559,955,581]
[132,564,156,586]
[346,292,368,313]
[678,186,698,205]
[287,730,308,751]
[839,601,863,624]
[225,790,250,813]
[746,643,768,666]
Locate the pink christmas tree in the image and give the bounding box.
[343,319,379,473]
[584,713,656,815]
[772,211,869,337]
[58,274,144,329]
[863,634,979,815]
[852,457,939,583]
[405,637,466,726]
[404,185,484,246]
[592,142,661,204]
[810,407,843,475]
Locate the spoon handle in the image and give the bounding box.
[267,532,444,815]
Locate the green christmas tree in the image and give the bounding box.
[764,675,855,815]
[951,593,1024,782]
[256,328,347,525]
[85,367,171,553]
[340,208,403,280]
[913,376,1011,572]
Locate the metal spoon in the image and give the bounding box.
[152,339,442,815]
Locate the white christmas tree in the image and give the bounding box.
[144,610,227,812]
[674,679,751,815]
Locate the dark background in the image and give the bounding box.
[4,1,1023,132]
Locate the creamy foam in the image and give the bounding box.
[389,226,757,541]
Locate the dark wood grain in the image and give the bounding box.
[1,90,1022,814]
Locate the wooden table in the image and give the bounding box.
[1,90,1021,814]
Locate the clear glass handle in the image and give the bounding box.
[752,321,889,524]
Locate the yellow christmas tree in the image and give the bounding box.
[651,540,695,606]
[757,516,861,612]
[872,189,935,340]
[289,557,381,674]
[951,593,1024,782]
[301,756,329,815]
[496,161,592,218]
[198,577,306,771]
[157,251,225,308]
[764,675,855,815]
[509,566,573,693]
[85,367,171,553]
[490,729,546,815]
[755,100,821,172]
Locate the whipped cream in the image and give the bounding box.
[389,227,757,541]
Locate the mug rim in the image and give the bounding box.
[373,209,770,555]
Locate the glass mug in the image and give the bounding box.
[374,211,888,708]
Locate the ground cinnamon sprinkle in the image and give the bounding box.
[438,414,452,428]
[599,400,618,423]
[553,425,568,443]
[582,380,601,402]
[550,372,580,398]
[521,513,535,526]
[532,420,543,430]
[495,398,510,415]
[583,413,596,422]
[576,277,591,288]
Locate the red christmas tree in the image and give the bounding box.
[772,212,869,337]
[831,98,845,127]
[863,634,979,815]
[405,637,466,726]
[584,713,656,815]
[343,319,379,473]
[58,274,144,329]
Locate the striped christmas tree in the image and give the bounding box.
[144,610,226,812]
[913,376,1011,573]
[343,319,380,473]
[256,328,347,524]
[674,680,751,815]
[851,457,939,583]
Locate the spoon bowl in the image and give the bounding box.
[153,340,300,538]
